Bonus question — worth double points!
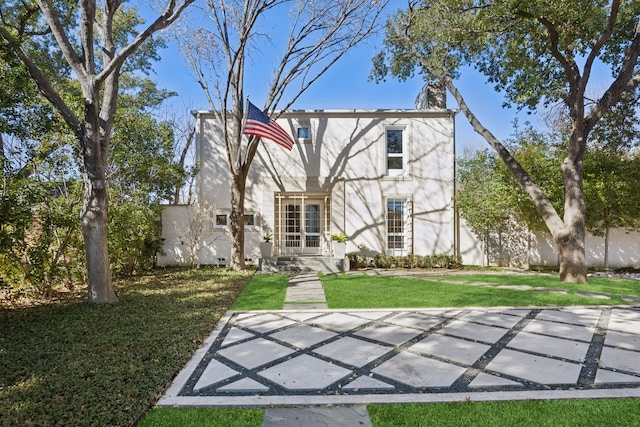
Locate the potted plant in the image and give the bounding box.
[331,232,348,258]
[260,233,273,257]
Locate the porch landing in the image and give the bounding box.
[258,256,349,274]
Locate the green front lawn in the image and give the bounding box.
[230,273,289,310]
[368,399,640,427]
[321,272,640,308]
[4,268,639,426]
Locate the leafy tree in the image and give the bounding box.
[0,0,194,302]
[457,148,515,234]
[372,0,640,283]
[176,0,387,270]
[108,77,186,276]
[584,91,640,267]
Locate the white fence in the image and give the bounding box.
[458,217,640,269]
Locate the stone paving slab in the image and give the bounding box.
[262,406,372,427]
[158,305,640,407]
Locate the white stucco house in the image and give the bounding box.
[158,97,463,268]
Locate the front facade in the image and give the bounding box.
[158,108,457,266]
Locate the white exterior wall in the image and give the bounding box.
[159,109,456,265]
[458,225,640,269]
[531,229,640,269]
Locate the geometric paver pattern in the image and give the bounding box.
[159,306,640,407]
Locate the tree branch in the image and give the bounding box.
[0,26,81,138]
[96,0,195,84]
[443,73,565,235]
[586,21,640,131]
[34,0,85,78]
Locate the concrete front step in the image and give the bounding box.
[259,256,349,273]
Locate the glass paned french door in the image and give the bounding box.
[305,204,321,251]
[285,204,301,250]
[277,195,328,255]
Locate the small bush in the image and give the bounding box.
[364,254,462,270]
[347,254,369,269]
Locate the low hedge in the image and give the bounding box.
[348,254,463,270]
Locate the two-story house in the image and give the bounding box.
[158,102,458,269]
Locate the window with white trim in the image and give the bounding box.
[296,120,311,142]
[214,213,229,228]
[386,198,412,255]
[244,213,257,227]
[297,127,310,140]
[386,128,405,175]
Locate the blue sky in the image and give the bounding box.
[145,1,531,153]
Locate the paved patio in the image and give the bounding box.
[159,304,640,407]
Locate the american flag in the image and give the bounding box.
[243,101,294,150]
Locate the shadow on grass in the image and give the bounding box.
[0,268,253,427]
[321,273,638,308]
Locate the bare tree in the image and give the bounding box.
[175,0,387,270]
[1,0,194,302]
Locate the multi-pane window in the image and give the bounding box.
[386,198,412,255]
[386,129,404,173]
[285,204,301,248]
[387,199,404,251]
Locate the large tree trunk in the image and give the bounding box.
[82,182,116,303]
[229,170,246,270]
[556,227,587,283]
[81,97,117,303]
[557,132,588,283]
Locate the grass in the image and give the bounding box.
[0,268,253,426]
[426,272,640,295]
[321,272,640,308]
[368,399,640,427]
[230,273,289,310]
[3,268,639,426]
[138,407,264,427]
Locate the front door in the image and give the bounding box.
[277,195,328,255]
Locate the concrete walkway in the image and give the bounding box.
[283,272,328,310]
[158,272,640,425]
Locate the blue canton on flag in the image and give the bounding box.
[243,101,294,150]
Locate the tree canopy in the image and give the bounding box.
[0,0,193,301]
[373,0,640,282]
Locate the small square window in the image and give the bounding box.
[244,214,256,226]
[215,214,228,227]
[297,127,310,140]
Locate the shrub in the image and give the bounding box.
[347,254,369,269]
[368,254,462,270]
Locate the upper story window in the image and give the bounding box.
[386,128,405,175]
[297,127,310,140]
[296,120,311,142]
